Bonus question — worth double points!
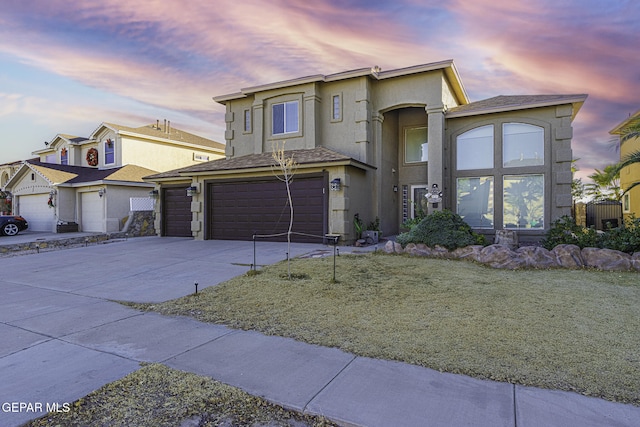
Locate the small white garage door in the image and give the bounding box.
[81,192,103,232]
[18,194,55,232]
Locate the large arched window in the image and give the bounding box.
[454,122,546,230]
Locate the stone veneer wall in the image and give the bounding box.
[384,241,640,272]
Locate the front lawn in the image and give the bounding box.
[130,253,640,405]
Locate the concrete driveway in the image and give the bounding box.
[0,237,327,426]
[1,236,639,427]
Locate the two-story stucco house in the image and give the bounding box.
[146,61,587,243]
[611,109,640,220]
[5,121,224,233]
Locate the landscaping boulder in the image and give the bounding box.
[404,243,431,256]
[581,247,633,271]
[633,253,640,272]
[451,245,484,262]
[551,244,584,269]
[383,240,404,254]
[516,246,558,269]
[478,244,525,269]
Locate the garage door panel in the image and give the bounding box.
[81,192,103,232]
[18,194,55,232]
[163,187,191,237]
[208,176,326,242]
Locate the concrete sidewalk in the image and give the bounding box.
[1,237,639,426]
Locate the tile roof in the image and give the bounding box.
[26,160,157,185]
[447,94,587,118]
[145,147,370,180]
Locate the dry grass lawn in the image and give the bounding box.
[25,363,336,427]
[131,253,640,406]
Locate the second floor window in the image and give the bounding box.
[105,139,115,164]
[244,109,252,133]
[272,101,298,135]
[405,127,428,163]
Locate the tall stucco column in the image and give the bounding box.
[372,112,384,222]
[427,105,446,213]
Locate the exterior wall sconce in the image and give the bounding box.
[98,188,106,198]
[49,189,57,196]
[330,178,341,191]
[149,189,159,198]
[186,186,198,197]
[393,185,398,192]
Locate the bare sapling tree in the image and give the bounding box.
[272,141,297,279]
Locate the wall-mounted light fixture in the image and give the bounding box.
[98,188,106,198]
[393,185,398,193]
[149,189,159,198]
[330,178,341,191]
[186,186,198,197]
[49,189,57,196]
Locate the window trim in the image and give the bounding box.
[272,100,299,136]
[623,193,631,213]
[104,139,115,165]
[331,93,343,122]
[404,126,429,164]
[502,174,545,230]
[502,123,544,168]
[243,109,252,134]
[456,176,494,229]
[267,95,303,141]
[456,125,494,171]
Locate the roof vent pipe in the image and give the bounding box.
[156,119,159,130]
[164,119,167,133]
[167,121,171,134]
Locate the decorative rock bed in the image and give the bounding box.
[383,241,640,272]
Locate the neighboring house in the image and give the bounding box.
[5,121,224,233]
[611,109,640,220]
[1,160,24,214]
[146,61,587,243]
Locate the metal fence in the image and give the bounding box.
[585,200,622,230]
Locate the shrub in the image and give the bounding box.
[542,215,640,254]
[396,210,488,250]
[598,215,640,254]
[541,216,599,250]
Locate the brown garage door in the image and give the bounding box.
[207,174,327,242]
[163,186,191,237]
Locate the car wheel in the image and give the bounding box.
[2,223,19,236]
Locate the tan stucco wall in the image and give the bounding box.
[118,136,222,171]
[620,135,640,219]
[219,69,458,238]
[104,185,153,232]
[56,187,76,223]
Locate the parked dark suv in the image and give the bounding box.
[0,215,28,236]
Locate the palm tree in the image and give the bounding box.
[586,164,622,201]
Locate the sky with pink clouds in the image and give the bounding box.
[0,0,638,182]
